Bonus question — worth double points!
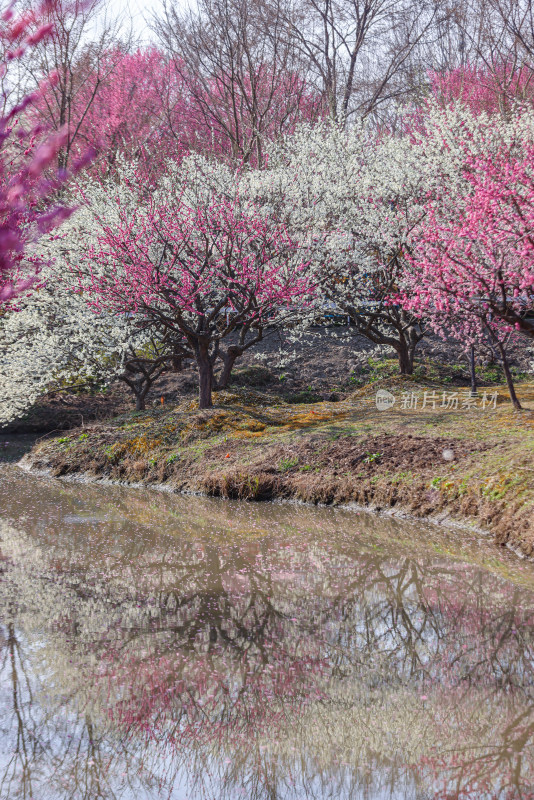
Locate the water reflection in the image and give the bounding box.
[1,467,534,799]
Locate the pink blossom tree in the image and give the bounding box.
[22,0,125,172]
[33,45,187,177]
[402,137,534,410]
[429,63,534,118]
[178,66,324,167]
[77,48,180,172]
[77,174,314,409]
[155,0,324,167]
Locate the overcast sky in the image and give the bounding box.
[118,0,165,41]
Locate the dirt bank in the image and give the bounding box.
[22,377,534,558]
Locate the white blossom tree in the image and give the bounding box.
[245,103,534,374]
[0,170,179,425]
[0,270,144,425]
[244,120,431,373]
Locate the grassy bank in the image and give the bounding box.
[23,376,534,557]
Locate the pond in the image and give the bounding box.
[1,464,534,799]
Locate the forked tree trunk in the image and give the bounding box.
[215,349,240,390]
[121,376,150,411]
[131,377,152,411]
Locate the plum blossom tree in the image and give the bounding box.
[429,63,534,118]
[0,264,152,424]
[72,158,314,409]
[246,120,438,374]
[75,48,179,172]
[402,132,534,410]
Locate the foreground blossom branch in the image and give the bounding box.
[0,0,92,303]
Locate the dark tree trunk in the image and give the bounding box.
[172,341,189,372]
[347,308,423,378]
[215,348,240,390]
[495,339,522,410]
[121,374,151,412]
[469,346,478,396]
[197,346,213,409]
[396,339,415,375]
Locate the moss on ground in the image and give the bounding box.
[25,377,534,558]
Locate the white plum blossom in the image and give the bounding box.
[0,272,142,426]
[0,184,152,426]
[242,119,434,372]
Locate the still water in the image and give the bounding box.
[1,464,534,800]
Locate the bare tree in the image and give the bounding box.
[272,0,453,124]
[481,0,534,62]
[427,0,534,113]
[153,0,322,165]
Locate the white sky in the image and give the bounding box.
[115,0,165,42]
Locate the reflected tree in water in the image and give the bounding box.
[1,476,534,799]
